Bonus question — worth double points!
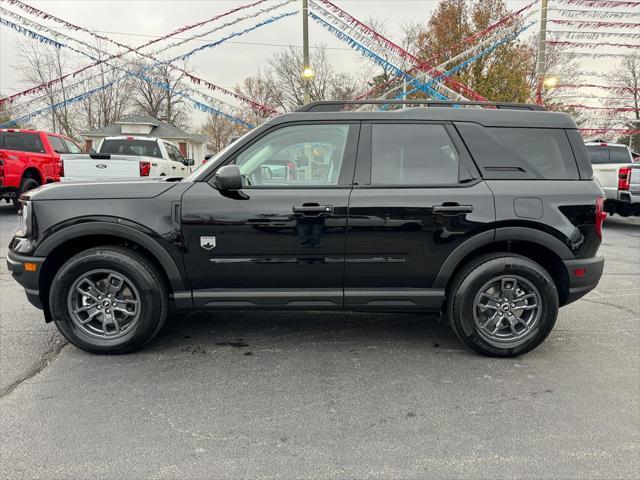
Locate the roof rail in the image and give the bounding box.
[296,100,547,112]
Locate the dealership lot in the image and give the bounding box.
[0,203,638,479]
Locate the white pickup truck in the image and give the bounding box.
[61,136,194,181]
[586,142,640,217]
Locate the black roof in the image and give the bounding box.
[273,101,577,129]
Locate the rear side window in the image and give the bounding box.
[371,124,459,185]
[100,139,162,158]
[48,135,67,154]
[489,128,579,180]
[63,139,82,153]
[0,132,45,153]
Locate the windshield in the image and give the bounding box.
[183,130,253,182]
[99,139,162,158]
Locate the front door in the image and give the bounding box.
[344,121,495,310]
[181,122,359,309]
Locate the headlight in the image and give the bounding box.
[16,200,32,238]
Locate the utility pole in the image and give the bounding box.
[302,0,311,104]
[535,0,549,105]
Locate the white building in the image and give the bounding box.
[83,115,210,164]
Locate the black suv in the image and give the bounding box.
[7,101,605,357]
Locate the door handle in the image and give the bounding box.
[293,204,334,214]
[432,204,473,215]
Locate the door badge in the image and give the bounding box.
[200,236,216,250]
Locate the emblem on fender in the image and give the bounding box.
[200,236,216,250]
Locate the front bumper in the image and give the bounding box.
[6,251,45,309]
[563,255,605,305]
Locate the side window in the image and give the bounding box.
[233,124,350,187]
[490,128,579,179]
[165,143,181,162]
[48,136,68,154]
[0,132,45,153]
[63,138,82,153]
[370,124,459,186]
[171,144,186,163]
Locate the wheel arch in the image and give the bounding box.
[35,222,191,316]
[434,227,572,306]
[22,167,43,185]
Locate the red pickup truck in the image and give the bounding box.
[0,129,82,208]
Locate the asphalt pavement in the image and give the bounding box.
[0,202,638,479]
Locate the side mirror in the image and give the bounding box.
[213,165,243,191]
[185,158,194,166]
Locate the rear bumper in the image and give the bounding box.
[563,255,605,305]
[6,251,44,309]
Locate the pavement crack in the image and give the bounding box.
[582,297,639,318]
[0,333,68,400]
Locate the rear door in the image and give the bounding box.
[165,142,188,177]
[181,122,359,309]
[0,131,50,185]
[344,121,495,310]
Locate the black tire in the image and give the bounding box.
[12,176,40,209]
[49,246,168,354]
[447,253,559,358]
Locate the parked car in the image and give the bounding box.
[0,129,82,208]
[7,100,605,357]
[586,142,640,216]
[61,136,194,181]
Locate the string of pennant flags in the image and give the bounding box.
[543,0,639,137]
[0,0,638,137]
[1,0,281,116]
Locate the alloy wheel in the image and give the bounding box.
[67,269,141,339]
[472,275,541,344]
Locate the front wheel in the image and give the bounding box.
[447,254,559,357]
[49,246,168,354]
[12,176,40,209]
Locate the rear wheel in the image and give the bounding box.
[12,175,40,209]
[49,246,168,354]
[448,254,559,357]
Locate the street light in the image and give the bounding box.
[543,76,560,89]
[302,66,315,81]
[302,0,311,104]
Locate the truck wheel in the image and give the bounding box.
[447,254,559,357]
[48,246,168,354]
[12,176,40,209]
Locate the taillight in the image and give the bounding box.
[595,196,606,240]
[618,166,632,190]
[139,161,151,177]
[58,159,64,177]
[286,162,297,180]
[0,158,4,177]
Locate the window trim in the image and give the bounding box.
[206,121,361,190]
[353,120,480,189]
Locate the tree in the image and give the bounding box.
[131,63,190,127]
[199,114,247,153]
[609,54,639,151]
[415,0,532,102]
[236,46,361,112]
[77,38,133,131]
[16,42,76,136]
